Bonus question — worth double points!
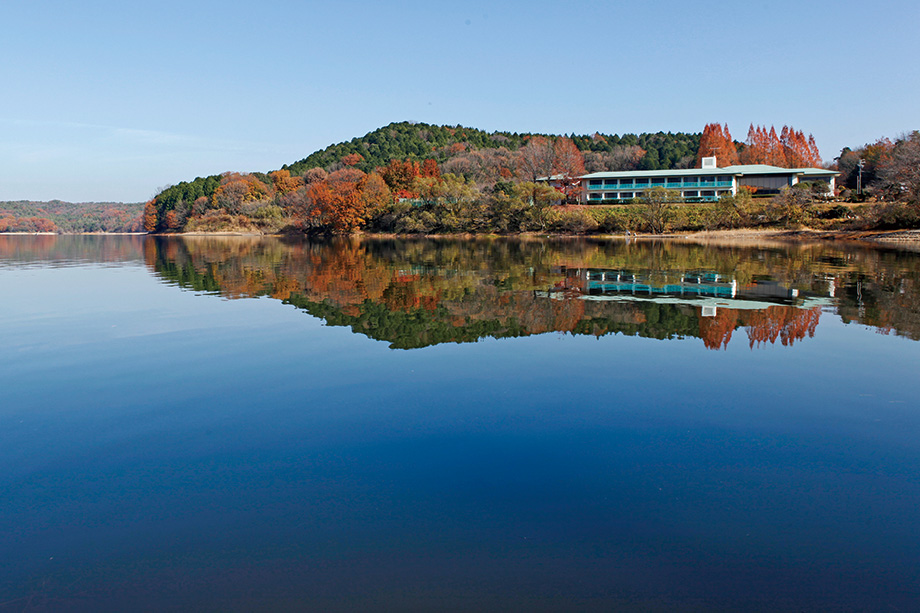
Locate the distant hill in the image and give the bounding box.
[0,200,144,233]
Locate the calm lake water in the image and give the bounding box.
[2,234,919,611]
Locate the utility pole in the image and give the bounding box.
[857,159,865,197]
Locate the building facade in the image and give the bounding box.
[579,160,837,203]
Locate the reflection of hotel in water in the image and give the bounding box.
[542,267,836,314]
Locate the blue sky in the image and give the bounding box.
[1,0,917,202]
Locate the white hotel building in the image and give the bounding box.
[578,157,837,203]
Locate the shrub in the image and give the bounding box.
[815,204,850,220]
[768,184,816,228]
[551,208,598,234]
[184,211,252,232]
[250,204,283,220]
[671,205,707,232]
[588,206,641,233]
[865,202,920,230]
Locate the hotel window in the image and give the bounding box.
[666,178,681,184]
[618,179,633,186]
[684,191,699,198]
[634,178,649,186]
[589,180,602,187]
[604,179,617,186]
[684,177,698,183]
[701,190,715,197]
[701,176,715,183]
[589,193,602,200]
[620,192,634,199]
[604,193,615,200]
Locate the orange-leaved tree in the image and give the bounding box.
[695,123,739,167]
[212,173,272,213]
[357,172,393,216]
[552,137,586,202]
[780,127,822,168]
[742,124,821,167]
[342,153,364,167]
[305,168,368,233]
[378,159,421,198]
[270,169,303,194]
[143,200,158,232]
[419,158,441,179]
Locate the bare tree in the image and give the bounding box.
[876,131,920,205]
[303,167,329,184]
[641,187,681,234]
[584,146,646,172]
[517,136,555,183]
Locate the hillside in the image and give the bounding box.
[146,121,701,233]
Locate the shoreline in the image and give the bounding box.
[5,228,920,246]
[354,228,920,247]
[663,228,920,249]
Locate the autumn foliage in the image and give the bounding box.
[136,120,860,237]
[144,201,158,232]
[142,234,880,352]
[341,153,364,167]
[698,307,739,349]
[696,305,822,350]
[552,138,586,201]
[741,125,822,167]
[0,214,58,233]
[269,169,303,194]
[305,180,365,233]
[298,168,395,233]
[212,173,272,211]
[745,306,821,348]
[379,159,423,198]
[695,123,739,167]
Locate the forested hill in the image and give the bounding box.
[145,121,704,233]
[0,200,145,233]
[143,121,702,233]
[283,122,700,176]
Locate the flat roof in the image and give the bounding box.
[580,164,837,179]
[723,165,837,177]
[795,168,839,177]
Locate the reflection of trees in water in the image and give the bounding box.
[142,235,920,349]
[745,306,821,348]
[836,272,920,341]
[699,308,739,350]
[698,306,822,350]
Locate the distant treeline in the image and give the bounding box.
[0,200,145,233]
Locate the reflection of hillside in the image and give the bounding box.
[0,234,145,266]
[144,236,920,350]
